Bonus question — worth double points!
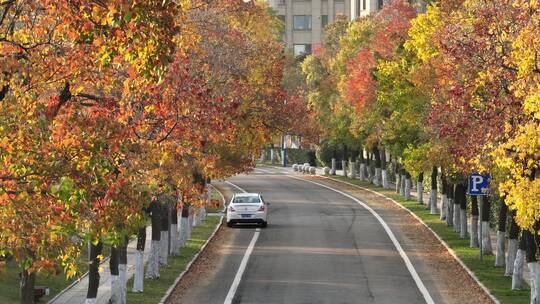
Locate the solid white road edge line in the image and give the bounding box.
[288,175,435,304]
[223,229,260,304]
[222,181,261,304]
[225,181,247,193]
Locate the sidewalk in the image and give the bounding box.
[49,226,152,304]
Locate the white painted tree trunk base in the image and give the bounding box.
[481,221,493,255]
[170,224,180,256]
[159,231,169,267]
[118,264,127,304]
[513,249,526,289]
[460,209,467,239]
[529,262,540,304]
[417,182,423,204]
[110,274,121,304]
[506,239,518,276]
[188,214,194,239]
[359,163,366,181]
[440,195,447,220]
[430,190,438,214]
[453,204,461,233]
[395,174,401,193]
[331,158,336,175]
[350,161,356,179]
[133,250,144,292]
[382,170,388,189]
[470,215,479,247]
[404,178,411,200]
[495,231,506,267]
[85,299,97,304]
[145,240,160,279]
[180,217,188,247]
[374,168,382,186]
[399,174,407,196]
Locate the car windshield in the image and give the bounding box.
[233,196,261,204]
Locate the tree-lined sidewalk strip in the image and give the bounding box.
[300,171,529,304]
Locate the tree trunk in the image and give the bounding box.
[404,171,411,200]
[188,206,194,240]
[395,163,401,194]
[453,183,461,233]
[86,241,103,303]
[470,196,479,247]
[180,204,190,247]
[20,268,35,304]
[446,183,454,227]
[145,199,161,279]
[109,246,121,304]
[457,183,467,238]
[270,143,275,165]
[495,197,508,267]
[512,233,526,290]
[342,144,348,177]
[440,172,447,220]
[400,169,406,196]
[506,211,519,276]
[133,227,146,292]
[118,239,127,304]
[417,172,424,205]
[526,228,540,303]
[331,148,337,175]
[381,149,388,189]
[373,146,381,186]
[350,152,357,179]
[358,149,365,181]
[160,200,170,267]
[430,167,437,212]
[170,202,180,256]
[480,196,493,255]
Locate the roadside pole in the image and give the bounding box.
[468,173,490,261]
[479,196,483,261]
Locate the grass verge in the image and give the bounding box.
[126,215,222,304]
[0,243,113,303]
[326,175,529,304]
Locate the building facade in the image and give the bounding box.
[268,0,425,57]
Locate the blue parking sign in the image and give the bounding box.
[468,173,490,196]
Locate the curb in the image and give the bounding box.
[158,215,224,304]
[309,173,500,304]
[159,183,227,304]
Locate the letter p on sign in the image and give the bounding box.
[468,173,490,196]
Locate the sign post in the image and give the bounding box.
[468,173,490,261]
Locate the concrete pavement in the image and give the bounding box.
[174,169,446,304]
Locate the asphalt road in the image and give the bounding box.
[177,168,441,304]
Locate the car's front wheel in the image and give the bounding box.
[261,221,267,228]
[227,221,234,228]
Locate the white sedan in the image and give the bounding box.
[226,193,268,228]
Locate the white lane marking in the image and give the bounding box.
[224,229,260,304]
[222,181,261,304]
[254,168,272,173]
[225,181,247,193]
[287,175,435,304]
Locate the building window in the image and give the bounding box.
[378,0,384,9]
[293,44,312,57]
[321,15,328,28]
[363,0,366,10]
[293,15,312,30]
